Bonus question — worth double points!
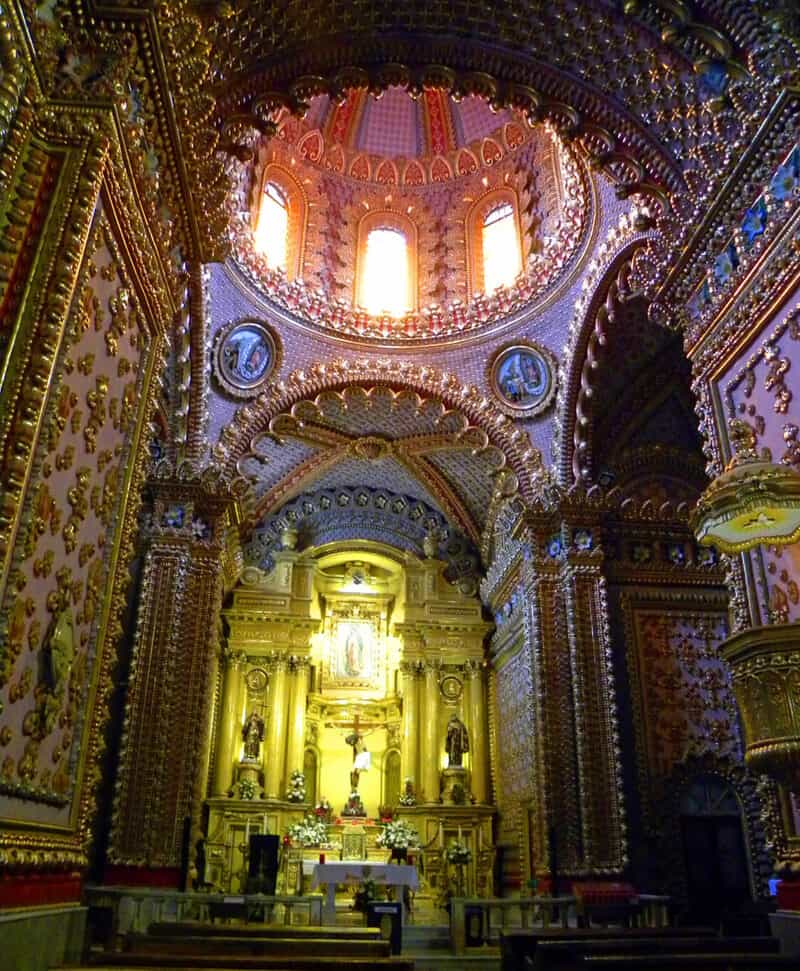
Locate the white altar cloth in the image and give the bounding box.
[311,862,418,925]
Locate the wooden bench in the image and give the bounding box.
[580,955,796,970]
[532,936,779,971]
[124,932,391,959]
[500,927,716,971]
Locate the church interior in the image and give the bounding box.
[2,1,800,969]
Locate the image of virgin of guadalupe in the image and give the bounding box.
[343,625,366,677]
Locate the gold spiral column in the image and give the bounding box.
[263,656,289,799]
[400,661,420,791]
[285,657,309,781]
[465,660,488,804]
[212,650,245,795]
[422,662,440,803]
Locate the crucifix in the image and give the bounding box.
[325,710,384,793]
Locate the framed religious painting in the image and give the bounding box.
[488,340,558,418]
[322,601,386,692]
[212,318,281,399]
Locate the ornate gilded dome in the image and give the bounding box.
[226,86,592,345]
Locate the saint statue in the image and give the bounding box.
[242,711,265,761]
[445,714,469,767]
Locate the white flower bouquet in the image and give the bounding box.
[445,839,472,865]
[376,819,419,850]
[287,813,328,846]
[286,769,306,802]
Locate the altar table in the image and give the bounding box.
[311,862,419,925]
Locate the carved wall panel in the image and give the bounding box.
[0,208,159,859]
[622,592,740,819]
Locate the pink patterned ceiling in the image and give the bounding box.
[301,87,513,160]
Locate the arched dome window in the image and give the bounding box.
[467,188,524,298]
[255,182,289,271]
[253,165,307,281]
[356,212,417,317]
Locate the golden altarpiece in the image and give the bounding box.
[206,543,494,897]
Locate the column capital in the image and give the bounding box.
[463,658,485,679]
[288,654,310,672]
[222,648,247,669]
[399,659,423,677]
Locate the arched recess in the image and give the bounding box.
[303,747,319,807]
[254,163,308,281]
[213,361,544,507]
[466,187,524,299]
[651,756,772,908]
[383,749,401,809]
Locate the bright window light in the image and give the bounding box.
[482,202,521,293]
[254,182,288,272]
[360,227,411,317]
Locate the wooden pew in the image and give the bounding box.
[500,927,717,971]
[533,936,779,971]
[581,956,796,970]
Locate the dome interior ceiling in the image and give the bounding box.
[303,88,513,160]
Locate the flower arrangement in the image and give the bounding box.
[445,839,472,865]
[398,778,417,806]
[287,814,328,846]
[238,777,257,800]
[376,819,419,850]
[286,769,306,802]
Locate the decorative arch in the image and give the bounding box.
[355,210,419,316]
[254,163,308,281]
[554,231,650,485]
[212,360,544,506]
[466,187,524,299]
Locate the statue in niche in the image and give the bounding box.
[242,711,265,761]
[445,714,469,767]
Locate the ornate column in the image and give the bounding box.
[263,656,289,800]
[559,521,626,874]
[422,661,440,803]
[285,657,309,781]
[108,471,239,882]
[212,650,245,796]
[400,662,420,791]
[465,661,488,804]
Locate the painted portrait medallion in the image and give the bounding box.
[488,341,558,418]
[213,319,280,398]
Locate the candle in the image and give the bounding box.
[439,822,444,848]
[478,826,483,851]
[458,825,462,841]
[245,819,250,843]
[263,813,268,834]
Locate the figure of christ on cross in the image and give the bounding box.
[345,713,372,792]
